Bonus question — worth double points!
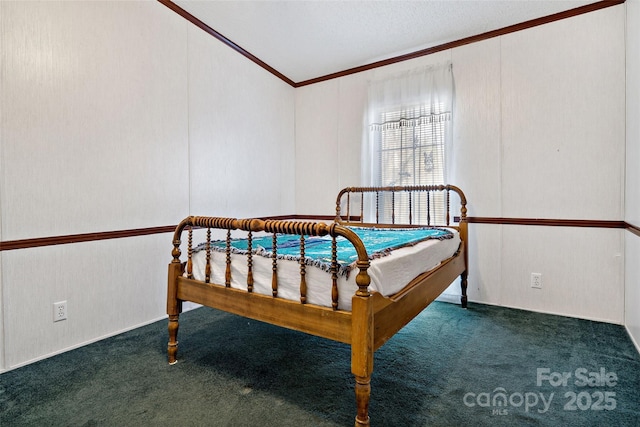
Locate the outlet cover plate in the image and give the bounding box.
[531,273,542,289]
[53,301,67,322]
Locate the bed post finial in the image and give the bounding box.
[171,216,195,263]
[355,261,371,297]
[171,244,181,263]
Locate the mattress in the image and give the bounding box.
[188,227,461,311]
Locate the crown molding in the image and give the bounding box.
[157,0,296,87]
[158,0,625,87]
[295,0,625,86]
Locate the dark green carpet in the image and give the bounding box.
[1,302,639,426]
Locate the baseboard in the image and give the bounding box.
[626,325,640,357]
[436,293,462,304]
[466,298,624,326]
[182,301,202,312]
[0,315,168,374]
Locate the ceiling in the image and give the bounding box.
[173,0,600,84]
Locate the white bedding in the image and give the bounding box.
[188,228,460,311]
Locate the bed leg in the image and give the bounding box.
[460,271,468,308]
[351,278,373,427]
[167,261,183,365]
[354,375,371,427]
[168,314,179,365]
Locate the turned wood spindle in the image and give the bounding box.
[271,234,278,297]
[461,272,468,308]
[354,376,371,427]
[247,230,254,292]
[299,235,307,304]
[391,191,395,224]
[446,189,451,226]
[331,236,339,310]
[167,314,179,365]
[187,226,193,279]
[427,191,431,226]
[225,229,231,287]
[355,260,371,298]
[409,192,413,225]
[205,228,211,283]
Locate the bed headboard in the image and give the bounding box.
[335,185,467,228]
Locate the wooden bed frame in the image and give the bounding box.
[167,185,468,426]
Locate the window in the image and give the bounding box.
[363,63,453,224]
[373,107,450,223]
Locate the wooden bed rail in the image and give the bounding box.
[335,184,467,226]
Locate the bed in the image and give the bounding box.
[167,185,468,426]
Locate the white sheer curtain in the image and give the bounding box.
[361,62,454,188]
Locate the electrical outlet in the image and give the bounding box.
[53,301,67,322]
[531,273,542,289]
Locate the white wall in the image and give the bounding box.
[0,0,188,371]
[0,1,294,371]
[1,1,189,240]
[188,25,295,218]
[295,5,626,323]
[491,6,624,322]
[626,0,640,351]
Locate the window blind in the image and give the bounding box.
[374,107,450,224]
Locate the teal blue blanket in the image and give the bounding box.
[196,226,453,277]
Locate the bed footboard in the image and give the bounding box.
[167,217,375,426]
